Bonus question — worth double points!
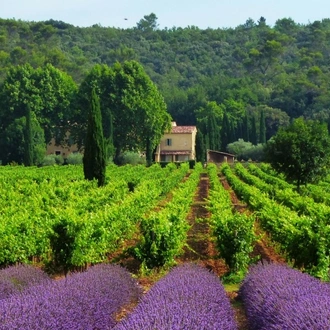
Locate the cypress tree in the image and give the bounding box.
[208,113,220,150]
[83,89,106,187]
[250,115,258,145]
[229,121,236,144]
[236,120,243,140]
[24,105,33,166]
[195,129,206,162]
[242,112,250,142]
[259,109,266,144]
[220,113,230,150]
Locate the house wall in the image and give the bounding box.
[159,132,195,151]
[46,138,79,157]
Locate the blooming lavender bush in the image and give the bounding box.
[0,264,52,300]
[113,263,237,330]
[239,262,330,330]
[0,264,141,330]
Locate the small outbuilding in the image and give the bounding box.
[207,150,235,164]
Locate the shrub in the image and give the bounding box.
[117,151,146,166]
[0,264,51,300]
[227,139,265,161]
[239,262,330,329]
[66,152,83,165]
[0,264,141,329]
[114,263,237,330]
[40,154,64,166]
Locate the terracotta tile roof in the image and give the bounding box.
[160,150,191,155]
[171,126,196,133]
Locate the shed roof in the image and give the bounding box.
[207,150,235,157]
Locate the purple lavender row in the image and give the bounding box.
[0,264,141,330]
[113,263,238,330]
[0,264,52,300]
[239,262,330,330]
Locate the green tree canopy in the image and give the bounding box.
[136,13,159,32]
[265,117,330,191]
[196,101,222,151]
[0,63,76,164]
[77,61,171,164]
[0,111,45,165]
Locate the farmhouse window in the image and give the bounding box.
[166,138,172,146]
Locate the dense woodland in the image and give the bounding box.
[1,13,330,164]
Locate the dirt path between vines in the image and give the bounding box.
[112,171,286,329]
[176,172,228,276]
[176,173,250,329]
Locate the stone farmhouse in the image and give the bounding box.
[154,122,197,162]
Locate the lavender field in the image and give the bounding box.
[0,262,329,329]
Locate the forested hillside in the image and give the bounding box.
[1,13,330,162]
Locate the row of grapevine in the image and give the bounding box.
[236,162,330,224]
[222,163,330,280]
[207,163,256,280]
[301,183,330,205]
[248,162,330,205]
[0,164,154,265]
[258,161,330,199]
[51,162,193,268]
[134,163,203,269]
[0,163,190,267]
[247,163,293,190]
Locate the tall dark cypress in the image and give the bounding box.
[24,105,33,166]
[229,121,236,144]
[242,112,250,142]
[195,129,206,162]
[208,113,220,150]
[83,89,106,187]
[220,113,230,151]
[250,115,258,145]
[259,109,266,144]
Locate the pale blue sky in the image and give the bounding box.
[1,0,329,29]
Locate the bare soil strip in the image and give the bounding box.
[112,171,286,329]
[176,172,228,276]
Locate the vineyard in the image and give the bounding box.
[0,162,329,329]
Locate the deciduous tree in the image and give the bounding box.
[265,118,330,191]
[77,61,171,164]
[0,64,76,164]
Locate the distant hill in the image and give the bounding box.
[1,15,330,125]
